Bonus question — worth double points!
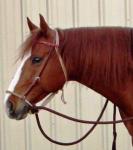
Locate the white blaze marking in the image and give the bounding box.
[4,53,31,103]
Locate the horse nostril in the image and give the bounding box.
[6,100,14,113]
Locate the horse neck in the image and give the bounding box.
[60,28,89,81]
[60,28,129,105]
[61,28,101,83]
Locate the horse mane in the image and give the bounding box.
[19,29,42,59]
[62,27,133,88]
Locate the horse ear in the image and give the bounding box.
[27,17,38,32]
[39,14,50,36]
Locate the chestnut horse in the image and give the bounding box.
[5,15,133,143]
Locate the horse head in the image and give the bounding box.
[5,15,66,120]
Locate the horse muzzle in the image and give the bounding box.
[6,100,30,120]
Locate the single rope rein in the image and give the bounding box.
[31,104,133,125]
[112,105,117,150]
[29,100,133,147]
[32,99,109,146]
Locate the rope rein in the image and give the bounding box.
[33,99,109,146]
[32,104,133,125]
[27,100,133,148]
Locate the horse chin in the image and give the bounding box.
[15,113,28,120]
[6,110,28,120]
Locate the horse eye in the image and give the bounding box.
[32,57,42,64]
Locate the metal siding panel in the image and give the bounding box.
[54,83,78,150]
[104,0,125,26]
[81,88,104,150]
[0,0,6,149]
[124,0,131,26]
[0,0,26,150]
[78,0,99,26]
[130,0,133,25]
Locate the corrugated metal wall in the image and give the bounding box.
[0,0,133,150]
